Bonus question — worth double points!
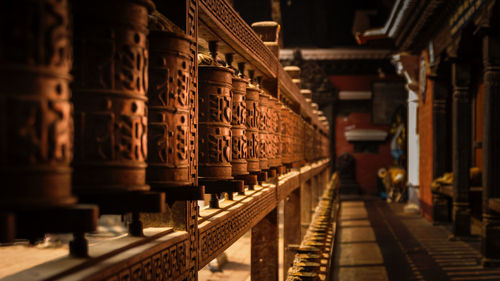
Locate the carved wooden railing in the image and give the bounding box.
[1,0,332,280]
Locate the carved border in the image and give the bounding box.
[199,0,277,77]
[198,187,277,268]
[101,233,191,281]
[5,160,330,281]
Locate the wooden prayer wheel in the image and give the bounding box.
[281,106,293,165]
[72,0,154,193]
[292,111,300,163]
[269,97,282,168]
[198,66,233,180]
[305,123,314,162]
[259,91,270,170]
[246,86,260,172]
[0,0,76,209]
[147,31,196,188]
[231,76,248,176]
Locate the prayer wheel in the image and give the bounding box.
[231,76,248,176]
[246,86,260,172]
[305,122,313,162]
[147,31,196,188]
[0,0,76,209]
[281,106,293,165]
[198,66,233,180]
[269,97,282,168]
[259,91,270,170]
[72,0,154,193]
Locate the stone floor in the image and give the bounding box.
[333,197,500,281]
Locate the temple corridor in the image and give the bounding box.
[334,198,500,281]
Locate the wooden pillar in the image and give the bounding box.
[451,62,471,237]
[482,34,500,266]
[251,208,279,281]
[283,188,301,276]
[301,180,313,238]
[431,78,451,223]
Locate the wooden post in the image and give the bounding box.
[482,34,500,266]
[283,188,301,277]
[311,175,319,212]
[431,77,451,223]
[451,62,471,237]
[251,207,279,281]
[301,180,313,238]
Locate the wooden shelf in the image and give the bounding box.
[3,159,330,281]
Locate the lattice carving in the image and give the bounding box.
[103,235,190,281]
[199,0,277,75]
[199,187,276,267]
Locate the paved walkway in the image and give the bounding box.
[334,198,500,281]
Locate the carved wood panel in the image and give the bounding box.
[102,234,191,281]
[198,187,277,268]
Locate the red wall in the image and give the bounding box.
[331,75,396,194]
[335,113,393,194]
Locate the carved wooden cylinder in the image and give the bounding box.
[269,97,281,167]
[305,123,314,162]
[281,106,292,165]
[259,91,270,170]
[147,31,196,188]
[72,0,154,193]
[198,66,233,180]
[231,77,248,176]
[0,0,76,209]
[246,86,260,172]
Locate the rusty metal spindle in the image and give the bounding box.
[147,31,196,189]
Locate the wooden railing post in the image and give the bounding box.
[301,180,313,238]
[251,207,279,281]
[482,32,500,266]
[451,61,472,237]
[283,188,301,278]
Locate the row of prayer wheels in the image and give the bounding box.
[0,0,330,245]
[287,174,339,281]
[197,58,330,180]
